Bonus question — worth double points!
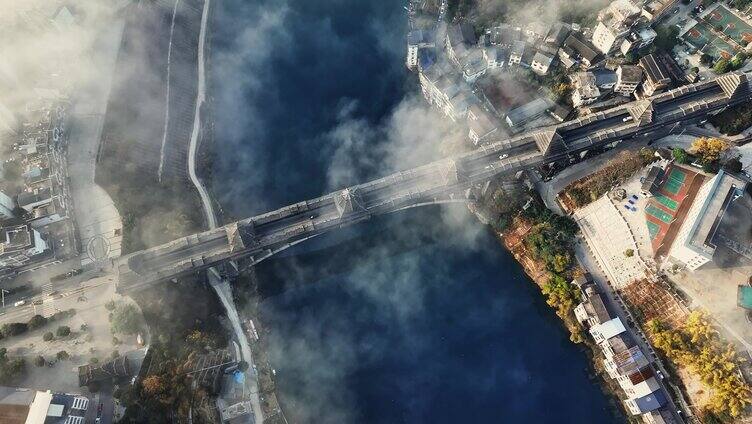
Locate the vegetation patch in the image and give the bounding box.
[560,148,657,211]
[648,312,751,421]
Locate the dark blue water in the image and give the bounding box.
[210,0,623,423]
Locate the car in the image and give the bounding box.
[32,299,43,305]
[48,290,59,296]
[14,300,26,307]
[499,154,509,159]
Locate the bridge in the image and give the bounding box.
[116,72,752,293]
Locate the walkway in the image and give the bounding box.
[67,16,125,268]
[186,0,263,422]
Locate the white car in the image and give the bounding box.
[499,154,509,159]
[14,300,26,307]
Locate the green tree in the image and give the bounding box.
[701,53,714,65]
[27,315,47,330]
[625,249,634,257]
[56,351,69,361]
[33,356,45,367]
[110,303,142,335]
[56,326,71,337]
[43,332,53,342]
[1,323,28,337]
[672,147,689,164]
[714,58,731,74]
[724,157,743,173]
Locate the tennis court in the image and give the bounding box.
[706,5,752,44]
[647,221,661,240]
[685,22,736,59]
[654,194,678,211]
[646,204,673,223]
[663,168,687,195]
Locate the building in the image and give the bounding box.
[509,41,526,66]
[545,22,571,47]
[524,21,548,41]
[640,166,665,196]
[446,23,477,66]
[505,97,554,127]
[620,27,658,55]
[0,224,48,269]
[461,49,488,82]
[594,69,618,90]
[591,0,642,55]
[488,24,521,48]
[17,187,53,213]
[467,105,500,145]
[615,65,644,96]
[0,191,16,221]
[574,285,611,328]
[406,30,435,70]
[562,33,601,68]
[586,315,671,419]
[571,72,601,107]
[669,170,748,271]
[639,54,672,96]
[445,89,479,122]
[0,385,109,424]
[549,103,573,122]
[483,46,508,69]
[531,52,554,75]
[624,390,668,415]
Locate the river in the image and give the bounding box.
[209,0,624,422]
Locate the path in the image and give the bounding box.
[186,0,263,422]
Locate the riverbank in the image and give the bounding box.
[479,195,634,422]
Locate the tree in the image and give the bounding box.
[56,351,69,361]
[110,303,142,335]
[1,323,28,338]
[714,58,731,74]
[34,356,45,367]
[672,147,689,164]
[142,375,167,396]
[27,315,47,330]
[731,52,748,70]
[690,137,731,163]
[701,53,714,65]
[105,300,117,311]
[56,326,71,337]
[624,249,634,257]
[43,332,54,342]
[724,157,743,173]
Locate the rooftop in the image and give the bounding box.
[505,97,554,126]
[686,170,747,257]
[618,64,644,84]
[639,54,671,85]
[532,52,554,67]
[563,34,600,63]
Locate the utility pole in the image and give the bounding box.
[0,289,7,308]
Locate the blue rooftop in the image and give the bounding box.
[634,389,667,412]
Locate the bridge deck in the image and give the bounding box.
[115,72,752,293]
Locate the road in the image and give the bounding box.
[186,0,263,421]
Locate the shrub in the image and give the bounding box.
[89,357,99,364]
[1,322,28,338]
[625,249,634,257]
[27,315,47,330]
[56,351,69,361]
[56,326,71,338]
[42,332,54,342]
[33,356,45,367]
